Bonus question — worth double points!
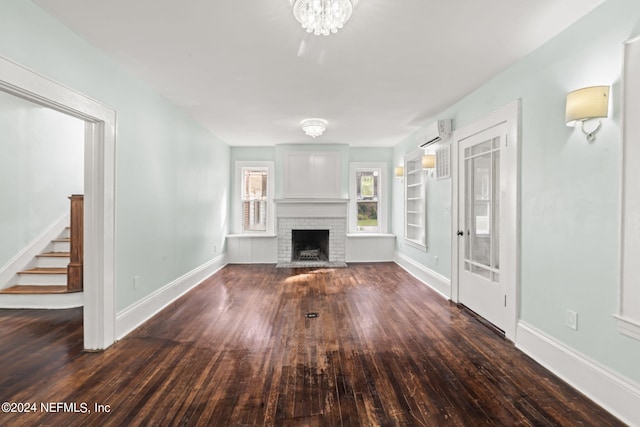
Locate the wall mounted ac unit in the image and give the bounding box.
[417,119,452,148]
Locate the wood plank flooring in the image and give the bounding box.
[0,263,624,426]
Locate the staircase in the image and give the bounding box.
[1,227,73,293]
[0,195,84,308]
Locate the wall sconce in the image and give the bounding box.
[394,166,404,178]
[422,154,435,177]
[422,155,435,168]
[565,85,609,142]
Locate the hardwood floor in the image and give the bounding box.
[0,263,623,426]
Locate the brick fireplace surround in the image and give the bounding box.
[275,199,348,268]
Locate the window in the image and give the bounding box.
[404,150,426,248]
[241,168,267,232]
[349,163,387,233]
[234,161,274,234]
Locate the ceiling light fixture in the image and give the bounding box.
[301,118,327,138]
[292,0,357,36]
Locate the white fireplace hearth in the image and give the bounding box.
[275,199,348,268]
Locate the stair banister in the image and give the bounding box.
[67,195,84,291]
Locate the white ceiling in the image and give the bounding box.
[34,0,606,147]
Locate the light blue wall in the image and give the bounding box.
[393,0,640,383]
[231,147,276,163]
[392,139,452,278]
[0,92,84,271]
[348,147,393,163]
[0,0,230,311]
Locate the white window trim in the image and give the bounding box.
[617,34,640,341]
[234,161,274,235]
[348,162,388,234]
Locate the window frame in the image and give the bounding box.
[348,162,388,234]
[234,161,274,235]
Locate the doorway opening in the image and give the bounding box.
[0,56,116,350]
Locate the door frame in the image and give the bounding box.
[0,55,117,350]
[451,100,520,341]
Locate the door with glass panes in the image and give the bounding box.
[458,123,507,331]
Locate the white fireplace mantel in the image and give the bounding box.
[274,198,348,218]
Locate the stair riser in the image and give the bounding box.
[60,228,70,239]
[53,241,70,252]
[36,257,70,268]
[0,292,83,309]
[17,274,67,285]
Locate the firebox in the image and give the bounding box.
[291,229,329,262]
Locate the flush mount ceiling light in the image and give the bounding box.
[292,0,357,36]
[301,118,327,138]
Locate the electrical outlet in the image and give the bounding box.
[566,309,578,330]
[133,275,140,290]
[214,245,217,253]
[434,256,439,265]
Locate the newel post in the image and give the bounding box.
[67,194,84,291]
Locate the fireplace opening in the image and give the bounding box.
[292,229,329,262]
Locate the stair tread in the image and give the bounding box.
[36,252,70,257]
[53,238,71,242]
[0,285,80,295]
[19,268,67,274]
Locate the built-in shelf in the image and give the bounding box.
[404,151,426,248]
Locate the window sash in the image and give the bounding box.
[241,167,268,233]
[355,168,381,233]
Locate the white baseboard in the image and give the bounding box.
[516,321,640,426]
[116,254,227,340]
[0,213,69,289]
[0,291,83,309]
[394,251,450,299]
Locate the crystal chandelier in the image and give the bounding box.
[292,0,356,36]
[301,118,327,138]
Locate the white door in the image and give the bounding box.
[458,123,507,331]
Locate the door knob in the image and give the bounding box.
[457,230,464,236]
